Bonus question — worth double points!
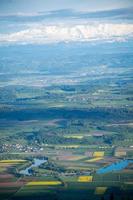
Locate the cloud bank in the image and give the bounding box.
[0,23,133,44]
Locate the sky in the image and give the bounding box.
[0,0,133,14]
[0,0,133,44]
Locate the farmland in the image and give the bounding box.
[0,36,133,199]
[0,144,133,200]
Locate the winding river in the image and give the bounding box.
[20,158,47,176]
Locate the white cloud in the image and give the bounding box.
[0,23,133,44]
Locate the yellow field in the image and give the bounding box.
[64,135,83,139]
[78,176,93,182]
[0,160,26,163]
[86,157,103,162]
[95,187,107,195]
[26,181,62,186]
[93,151,104,157]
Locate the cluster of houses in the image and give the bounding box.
[0,143,44,153]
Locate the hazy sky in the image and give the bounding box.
[0,0,133,44]
[0,0,133,14]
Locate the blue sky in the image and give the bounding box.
[0,0,132,14]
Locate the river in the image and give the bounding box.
[20,158,47,176]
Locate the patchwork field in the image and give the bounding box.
[0,39,133,199]
[0,158,132,200]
